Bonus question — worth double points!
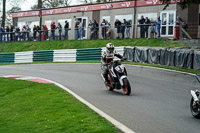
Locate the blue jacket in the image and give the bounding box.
[156,20,161,29]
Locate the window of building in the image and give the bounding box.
[58,19,72,29]
[45,20,52,30]
[102,16,110,23]
[115,14,132,24]
[137,13,157,23]
[17,22,26,30]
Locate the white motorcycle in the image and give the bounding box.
[190,74,200,119]
[101,57,131,95]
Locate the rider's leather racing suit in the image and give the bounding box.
[101,50,123,83]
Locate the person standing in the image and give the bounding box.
[51,22,56,40]
[138,15,145,38]
[115,19,122,39]
[37,25,41,41]
[74,21,79,40]
[144,17,150,38]
[101,19,106,39]
[5,26,10,42]
[10,25,14,42]
[44,25,49,40]
[78,20,83,40]
[156,17,161,38]
[150,23,155,38]
[121,19,126,39]
[33,25,37,41]
[105,20,111,39]
[22,25,27,41]
[64,20,69,40]
[26,25,30,41]
[57,22,62,40]
[125,19,131,39]
[93,19,99,39]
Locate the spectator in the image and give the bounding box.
[125,19,131,39]
[94,19,99,39]
[88,20,95,40]
[22,25,27,41]
[16,27,20,41]
[150,23,155,38]
[51,22,56,40]
[144,17,150,38]
[115,19,122,39]
[6,26,10,42]
[1,27,6,42]
[101,19,106,39]
[105,20,111,39]
[64,20,69,40]
[0,28,2,42]
[156,17,161,38]
[10,25,14,41]
[78,20,83,40]
[33,25,37,41]
[37,25,41,41]
[44,25,49,40]
[121,19,126,39]
[57,22,62,40]
[75,21,79,40]
[26,25,30,41]
[138,15,145,38]
[176,16,183,25]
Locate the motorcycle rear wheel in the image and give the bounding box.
[190,97,200,119]
[105,74,114,91]
[122,78,131,95]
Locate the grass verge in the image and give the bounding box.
[0,78,120,133]
[0,38,186,53]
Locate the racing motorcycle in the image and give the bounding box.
[101,57,131,95]
[190,74,200,119]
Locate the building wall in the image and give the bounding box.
[100,8,134,39]
[15,3,200,39]
[135,4,176,38]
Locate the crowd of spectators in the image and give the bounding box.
[0,15,189,42]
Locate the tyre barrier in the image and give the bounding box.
[123,47,200,70]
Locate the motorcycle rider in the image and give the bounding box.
[101,43,125,84]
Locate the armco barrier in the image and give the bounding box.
[15,51,33,63]
[76,48,102,61]
[54,49,76,62]
[0,53,15,63]
[33,50,54,62]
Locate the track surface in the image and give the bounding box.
[1,63,200,133]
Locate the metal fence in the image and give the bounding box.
[0,23,198,43]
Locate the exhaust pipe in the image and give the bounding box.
[191,90,199,102]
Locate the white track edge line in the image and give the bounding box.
[44,79,136,133]
[0,74,135,133]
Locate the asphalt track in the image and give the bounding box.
[0,63,200,133]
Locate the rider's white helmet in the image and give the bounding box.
[106,43,115,53]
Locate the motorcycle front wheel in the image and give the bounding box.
[190,97,200,119]
[122,78,131,95]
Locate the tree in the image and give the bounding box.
[2,0,6,27]
[157,0,200,9]
[1,0,25,27]
[42,0,72,8]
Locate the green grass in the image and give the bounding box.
[0,78,120,133]
[0,38,186,53]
